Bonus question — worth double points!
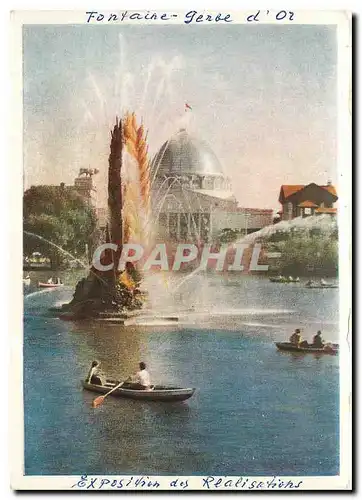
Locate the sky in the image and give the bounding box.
[23,23,337,210]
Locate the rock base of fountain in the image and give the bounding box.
[53,267,147,321]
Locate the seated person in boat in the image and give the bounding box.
[312,331,324,348]
[289,329,302,347]
[127,362,152,390]
[300,339,309,348]
[86,360,105,385]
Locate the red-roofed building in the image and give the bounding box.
[278,182,338,220]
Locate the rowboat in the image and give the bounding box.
[275,342,338,355]
[270,276,299,283]
[306,284,338,289]
[38,282,64,288]
[82,380,196,402]
[269,276,288,283]
[287,277,300,283]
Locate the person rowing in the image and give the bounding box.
[312,330,324,348]
[127,362,152,391]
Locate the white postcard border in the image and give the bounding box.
[9,9,352,491]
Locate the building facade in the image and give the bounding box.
[151,129,273,242]
[278,183,338,221]
[61,169,107,229]
[72,168,99,206]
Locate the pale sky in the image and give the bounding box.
[23,24,337,210]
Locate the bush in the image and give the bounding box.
[270,233,338,277]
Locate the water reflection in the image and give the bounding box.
[70,323,146,380]
[79,375,195,475]
[276,350,336,362]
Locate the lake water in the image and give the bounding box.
[23,272,339,476]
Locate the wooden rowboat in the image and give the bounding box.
[275,342,338,355]
[82,380,196,402]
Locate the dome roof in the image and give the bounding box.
[152,129,224,177]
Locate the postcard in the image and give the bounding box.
[10,9,352,491]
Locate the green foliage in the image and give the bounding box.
[267,231,338,277]
[218,228,240,243]
[23,185,99,267]
[267,230,290,243]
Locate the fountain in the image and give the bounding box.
[240,213,338,245]
[47,49,199,322]
[58,114,151,320]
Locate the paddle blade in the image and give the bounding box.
[92,396,105,408]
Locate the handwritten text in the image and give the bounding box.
[85,11,233,24]
[202,476,303,490]
[71,474,304,490]
[246,10,295,22]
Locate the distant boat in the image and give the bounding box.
[23,261,52,270]
[275,342,338,355]
[306,280,338,289]
[38,278,64,288]
[306,284,338,289]
[38,282,64,288]
[269,276,300,283]
[269,276,288,283]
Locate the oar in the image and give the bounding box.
[92,381,125,408]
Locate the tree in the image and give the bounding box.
[218,228,240,243]
[270,233,338,277]
[23,185,99,267]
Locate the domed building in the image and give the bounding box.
[151,129,273,242]
[153,129,233,195]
